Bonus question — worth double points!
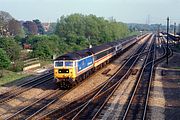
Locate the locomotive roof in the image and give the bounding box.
[55,52,81,60]
[55,49,93,60]
[89,44,112,54]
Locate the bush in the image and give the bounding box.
[8,61,24,72]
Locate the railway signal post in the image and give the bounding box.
[174,22,176,36]
[166,17,169,65]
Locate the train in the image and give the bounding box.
[54,35,146,89]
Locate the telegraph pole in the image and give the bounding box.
[174,22,176,36]
[174,22,176,46]
[158,24,160,44]
[166,17,169,65]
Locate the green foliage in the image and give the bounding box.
[0,48,10,69]
[27,35,68,59]
[27,35,48,45]
[0,48,10,77]
[55,14,130,46]
[25,14,133,60]
[14,35,23,45]
[25,14,132,60]
[0,70,29,86]
[33,19,45,34]
[0,37,21,61]
[9,61,24,72]
[32,40,53,59]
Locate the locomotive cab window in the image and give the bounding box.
[65,61,73,67]
[55,61,63,67]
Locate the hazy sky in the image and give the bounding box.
[1,0,180,24]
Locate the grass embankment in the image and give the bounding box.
[127,31,139,37]
[40,60,53,67]
[0,60,52,86]
[0,70,29,86]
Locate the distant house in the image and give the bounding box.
[23,43,32,50]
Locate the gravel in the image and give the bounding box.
[32,35,151,119]
[148,48,180,120]
[0,80,56,119]
[96,35,152,120]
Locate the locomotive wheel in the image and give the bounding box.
[83,74,86,80]
[86,71,90,78]
[66,81,72,90]
[75,80,79,85]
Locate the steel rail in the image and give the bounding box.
[0,71,53,103]
[37,34,152,120]
[122,35,155,120]
[63,34,153,120]
[0,76,53,105]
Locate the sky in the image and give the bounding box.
[0,0,180,24]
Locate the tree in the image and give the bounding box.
[23,21,38,35]
[32,40,53,59]
[8,19,25,37]
[0,11,13,23]
[33,19,45,34]
[55,14,130,47]
[24,34,70,59]
[0,37,21,61]
[0,48,10,77]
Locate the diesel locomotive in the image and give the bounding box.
[54,35,141,89]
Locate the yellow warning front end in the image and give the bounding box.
[54,61,76,89]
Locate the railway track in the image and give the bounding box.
[68,35,155,120]
[38,34,153,120]
[122,36,173,120]
[4,69,109,120]
[96,36,173,120]
[121,35,156,120]
[0,34,150,119]
[93,35,155,120]
[5,74,107,120]
[0,72,53,104]
[5,89,64,120]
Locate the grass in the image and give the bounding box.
[128,31,140,36]
[40,60,53,67]
[0,70,29,86]
[0,60,53,86]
